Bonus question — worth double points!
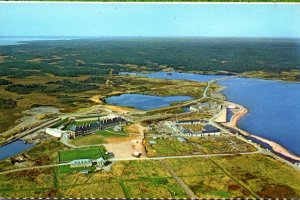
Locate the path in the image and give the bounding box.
[208,157,260,198]
[109,150,260,162]
[0,162,69,175]
[159,160,197,198]
[0,151,260,175]
[0,117,60,147]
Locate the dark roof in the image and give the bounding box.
[202,124,220,133]
[69,117,126,133]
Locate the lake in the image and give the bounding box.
[0,140,34,160]
[138,71,227,82]
[105,94,193,110]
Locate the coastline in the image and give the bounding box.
[225,102,300,162]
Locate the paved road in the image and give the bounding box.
[109,150,260,162]
[159,159,198,198]
[0,117,61,147]
[208,157,260,198]
[0,162,69,175]
[0,151,260,175]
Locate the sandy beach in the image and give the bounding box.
[225,103,300,162]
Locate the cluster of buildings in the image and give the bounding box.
[68,114,126,138]
[176,119,207,125]
[189,101,221,112]
[159,121,221,137]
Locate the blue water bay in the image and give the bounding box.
[218,78,300,156]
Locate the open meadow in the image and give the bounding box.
[69,128,128,146]
[1,154,300,198]
[144,135,257,157]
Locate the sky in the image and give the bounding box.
[0,3,299,38]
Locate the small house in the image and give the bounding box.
[177,137,187,143]
[148,140,156,145]
[93,157,107,167]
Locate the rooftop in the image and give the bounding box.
[202,124,220,133]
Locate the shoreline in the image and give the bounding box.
[225,102,300,162]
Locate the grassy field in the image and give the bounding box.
[188,136,257,154]
[144,135,256,157]
[69,134,107,146]
[0,159,186,198]
[58,165,96,174]
[69,128,128,146]
[181,174,252,198]
[144,137,198,157]
[166,154,300,198]
[1,154,300,198]
[211,154,300,198]
[96,128,128,137]
[58,147,106,162]
[0,168,58,198]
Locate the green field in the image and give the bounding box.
[69,128,128,146]
[58,147,107,162]
[58,165,96,174]
[70,134,107,146]
[144,135,257,157]
[96,128,128,137]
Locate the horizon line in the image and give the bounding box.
[1,36,300,39]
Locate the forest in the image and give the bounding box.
[0,37,299,78]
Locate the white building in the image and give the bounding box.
[70,159,93,168]
[45,128,65,138]
[227,104,237,109]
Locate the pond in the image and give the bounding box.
[105,94,193,110]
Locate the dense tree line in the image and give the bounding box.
[5,84,46,94]
[46,80,99,93]
[0,38,299,78]
[0,79,12,85]
[0,98,16,109]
